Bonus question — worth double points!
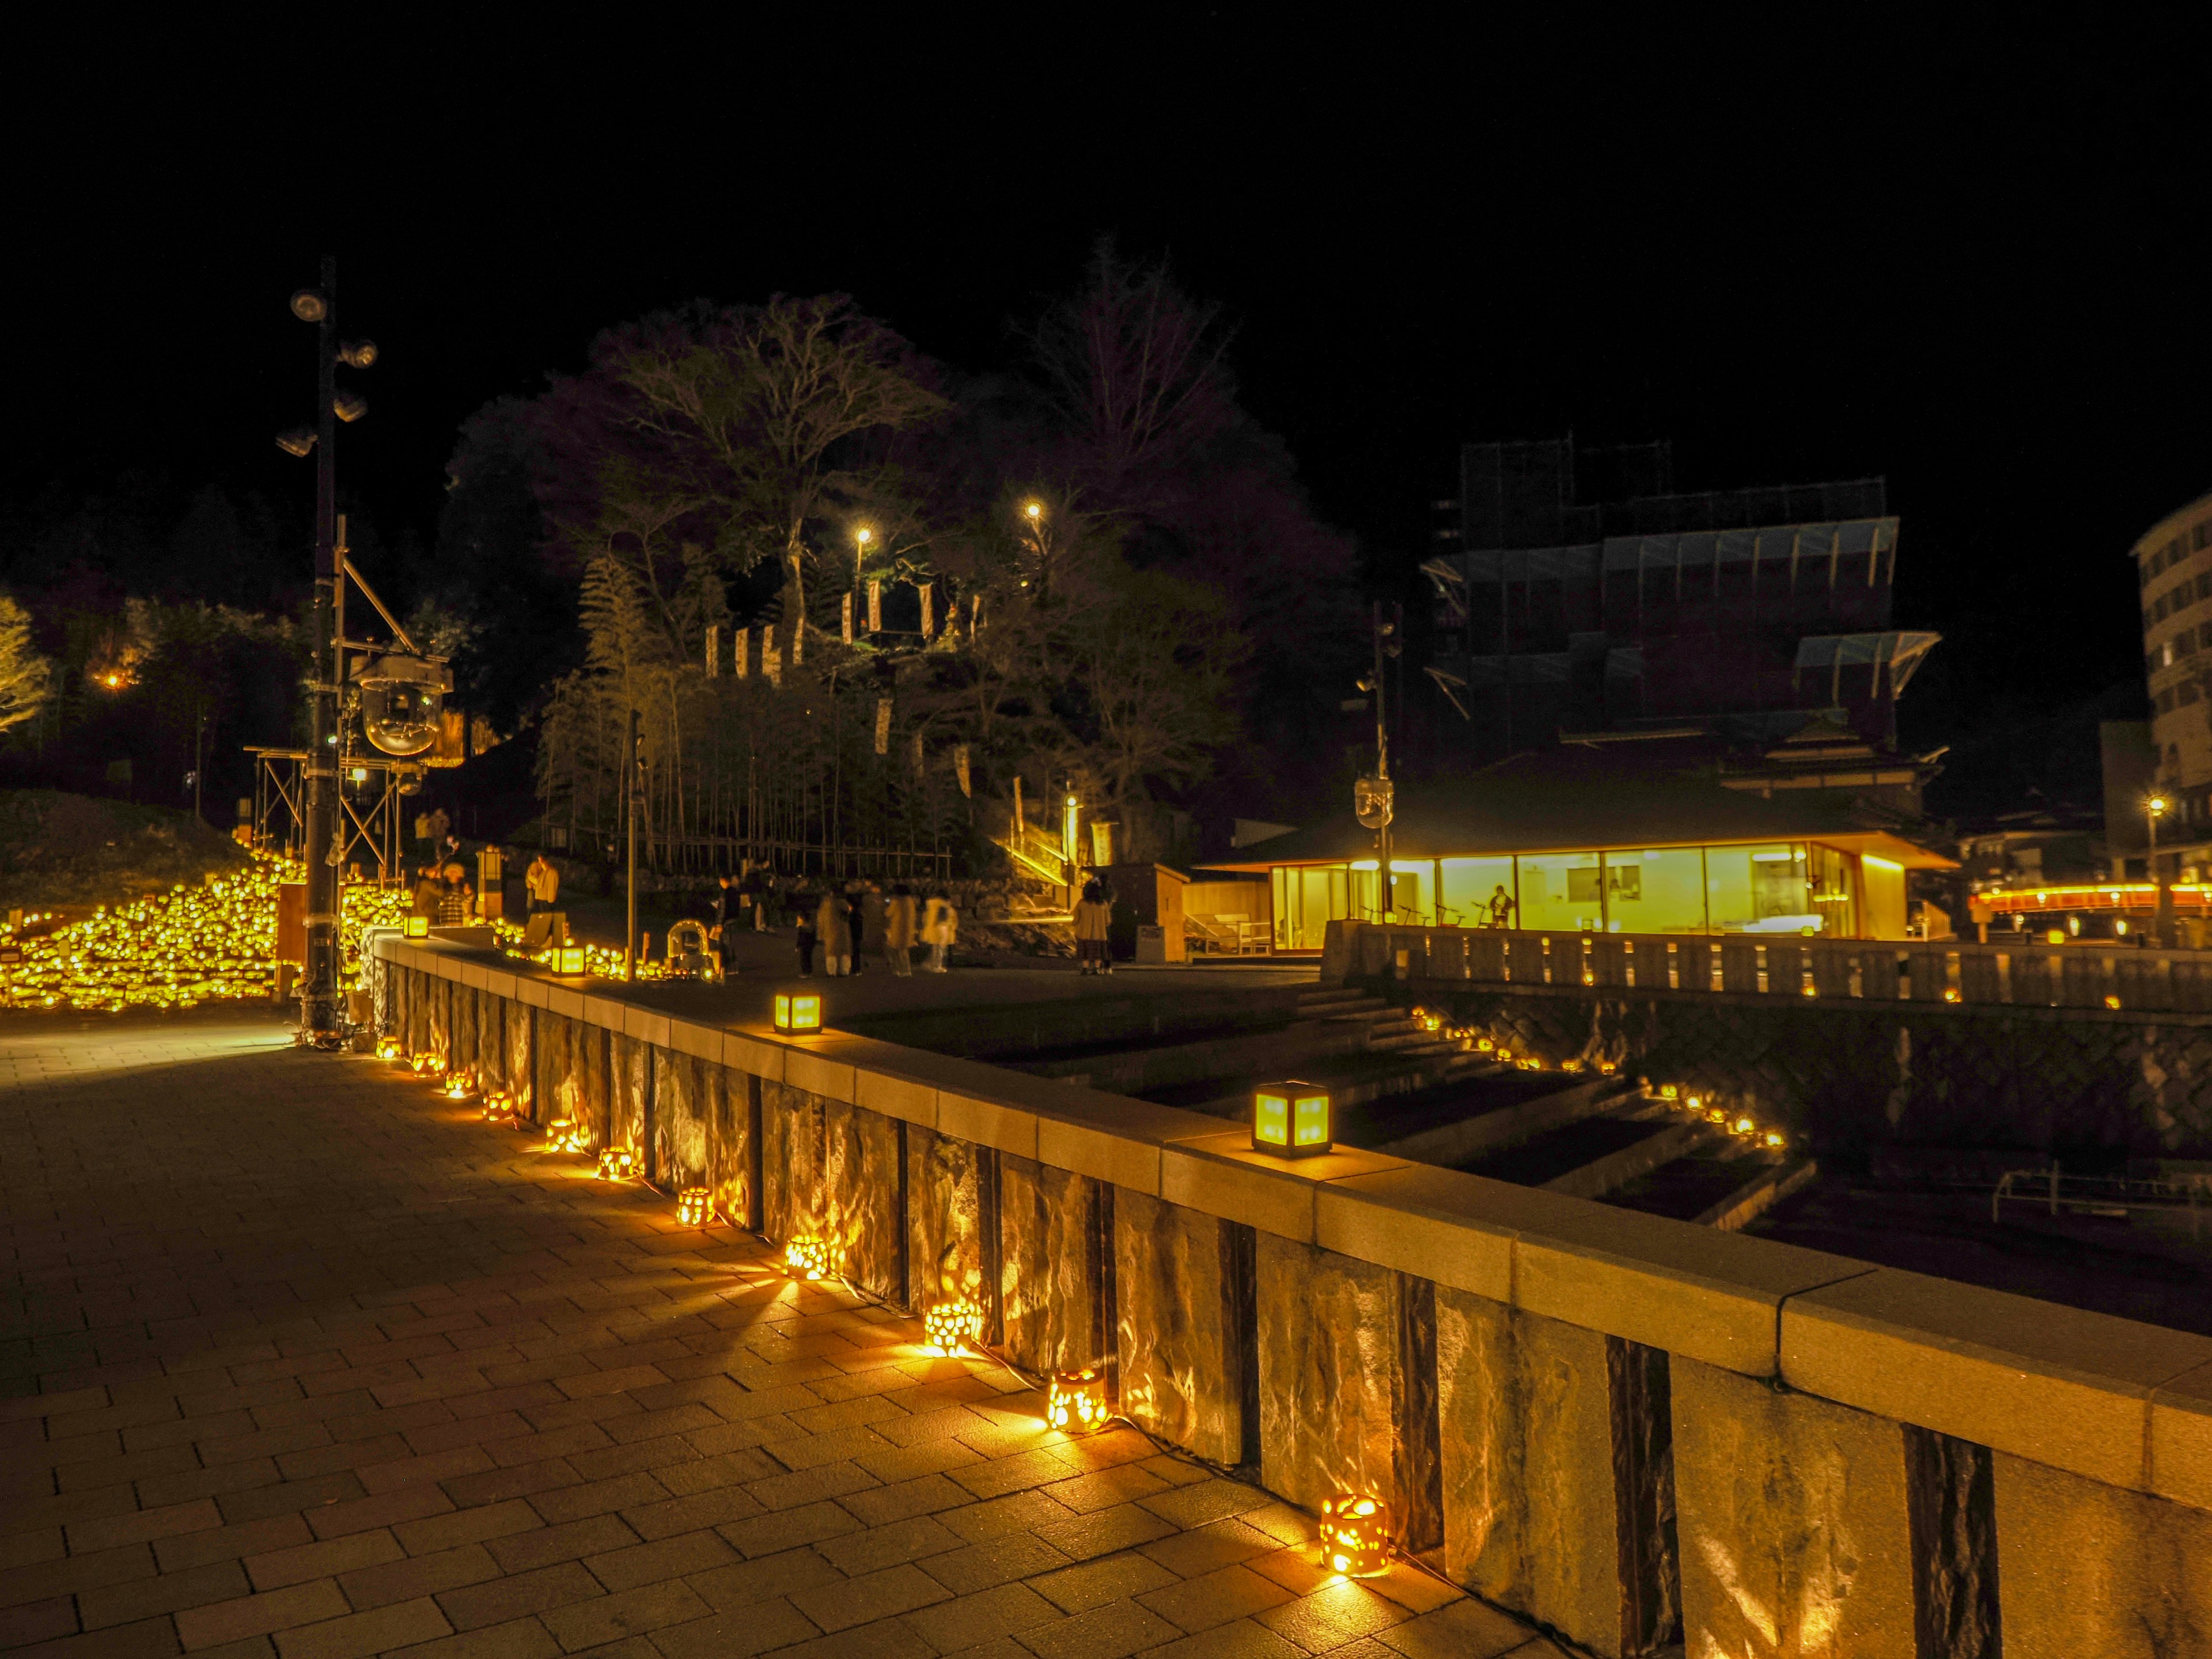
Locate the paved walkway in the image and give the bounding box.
[1,1012,1559,1659]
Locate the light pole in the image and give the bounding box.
[1354,602,1400,918]
[2148,793,2171,947]
[278,257,374,1044]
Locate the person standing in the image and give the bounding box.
[885,884,918,976]
[818,888,853,978]
[1074,878,1113,975]
[1488,884,1516,929]
[710,873,736,978]
[922,892,956,972]
[846,886,868,976]
[794,891,819,978]
[525,853,559,918]
[437,863,471,926]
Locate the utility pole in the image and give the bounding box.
[1354,601,1400,918]
[303,253,343,1044]
[626,709,642,982]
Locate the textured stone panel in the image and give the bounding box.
[1001,1155,1101,1373]
[1114,1187,1243,1466]
[609,1033,647,1154]
[908,1123,982,1308]
[1672,1358,1913,1659]
[1903,1428,1999,1659]
[1994,1450,2212,1657]
[706,1064,750,1227]
[765,1081,830,1244]
[477,990,503,1088]
[581,1021,611,1147]
[825,1100,902,1300]
[1434,1289,1620,1653]
[1255,1234,1400,1516]
[506,1003,533,1118]
[656,1051,706,1186]
[429,975,450,1062]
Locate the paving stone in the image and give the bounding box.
[1007,1597,1180,1659]
[536,1580,712,1651]
[174,1580,352,1652]
[788,1563,952,1634]
[1028,1551,1180,1617]
[337,1543,504,1611]
[244,1530,404,1593]
[271,1597,453,1659]
[583,1530,737,1593]
[435,1563,604,1633]
[1137,1565,1297,1635]
[643,1600,820,1659]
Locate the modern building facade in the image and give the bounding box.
[1423,438,1938,768]
[2136,489,2212,851]
[1203,747,1952,949]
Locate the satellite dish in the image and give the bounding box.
[355,654,451,756]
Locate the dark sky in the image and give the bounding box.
[8,17,2207,764]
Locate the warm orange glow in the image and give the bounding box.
[785,1236,834,1281]
[1046,1369,1109,1434]
[1319,1493,1391,1577]
[596,1146,635,1181]
[922,1300,984,1354]
[676,1188,711,1226]
[774,992,821,1034]
[2105,994,2122,1010]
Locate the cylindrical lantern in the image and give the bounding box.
[676,1188,711,1226]
[785,1236,834,1280]
[1046,1369,1109,1434]
[922,1300,984,1355]
[1319,1494,1391,1577]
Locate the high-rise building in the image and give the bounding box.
[2133,490,2212,853]
[1422,438,1938,770]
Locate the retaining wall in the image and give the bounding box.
[371,932,2212,1659]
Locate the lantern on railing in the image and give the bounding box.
[1319,1493,1391,1577]
[405,915,430,939]
[1252,1081,1332,1159]
[555,944,586,975]
[1047,1368,1109,1434]
[785,1236,834,1281]
[923,1300,984,1355]
[773,992,822,1035]
[676,1187,711,1226]
[596,1146,635,1180]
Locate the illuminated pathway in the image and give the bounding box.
[0,1011,1559,1659]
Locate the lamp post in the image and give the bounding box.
[278,256,373,1046]
[2148,793,2171,947]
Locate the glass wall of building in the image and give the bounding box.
[1604,848,1709,933]
[1440,857,1516,927]
[1707,843,1817,933]
[1266,839,1879,946]
[1518,851,1605,932]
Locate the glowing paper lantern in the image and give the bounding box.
[922,1300,984,1355]
[1319,1493,1391,1577]
[785,1236,834,1281]
[774,992,821,1034]
[596,1147,635,1180]
[1046,1369,1109,1434]
[676,1188,711,1226]
[1252,1080,1332,1159]
[556,945,586,975]
[405,915,430,939]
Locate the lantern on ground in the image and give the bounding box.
[1319,1493,1391,1577]
[376,1037,403,1060]
[405,915,430,939]
[442,1072,474,1101]
[677,1187,711,1226]
[1764,1130,1786,1150]
[596,1146,635,1180]
[1252,1080,1332,1159]
[1047,1369,1109,1434]
[923,1300,984,1355]
[774,992,822,1034]
[785,1236,834,1280]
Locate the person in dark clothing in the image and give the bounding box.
[846,888,866,975]
[794,893,818,978]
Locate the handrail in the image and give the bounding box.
[1329,917,2212,1014]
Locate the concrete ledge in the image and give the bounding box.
[1316,1166,1518,1302]
[668,1016,721,1063]
[547,986,585,1020]
[582,994,627,1031]
[782,1040,858,1103]
[2154,1362,2212,1513]
[1160,1131,1410,1243]
[1781,1267,2212,1500]
[723,1028,786,1082]
[1034,1095,1224,1196]
[622,1005,673,1048]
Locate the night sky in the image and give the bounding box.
[10,19,2207,801]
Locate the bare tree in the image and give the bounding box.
[0,594,51,734]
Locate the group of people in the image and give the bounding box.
[791,882,959,978]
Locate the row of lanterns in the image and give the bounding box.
[376,1021,1398,1584]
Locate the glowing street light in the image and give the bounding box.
[2147,792,2173,947]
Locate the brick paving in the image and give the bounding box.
[1,1010,1561,1659]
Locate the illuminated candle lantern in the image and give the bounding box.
[596,1146,635,1180]
[1476,1036,1494,1052]
[1251,1080,1332,1159]
[1597,1060,1616,1075]
[1319,1493,1391,1577]
[2104,994,2122,1010]
[784,1235,834,1280]
[1684,1093,1701,1112]
[922,1299,984,1355]
[1046,1368,1109,1434]
[376,1037,403,1061]
[1660,1084,1680,1101]
[1732,1115,1755,1136]
[443,1073,475,1100]
[406,915,429,938]
[556,944,586,975]
[773,992,822,1034]
[1706,1107,1728,1126]
[1764,1130,1786,1149]
[676,1187,711,1226]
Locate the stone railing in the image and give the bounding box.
[1326,918,2212,1013]
[368,931,2212,1657]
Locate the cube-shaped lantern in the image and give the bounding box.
[556,944,586,975]
[773,992,822,1034]
[785,1236,834,1281]
[1252,1080,1332,1158]
[676,1187,711,1226]
[922,1299,984,1355]
[1319,1493,1391,1577]
[405,915,429,938]
[376,1037,403,1061]
[1047,1369,1109,1434]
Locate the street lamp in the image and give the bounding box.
[2148,793,2172,947]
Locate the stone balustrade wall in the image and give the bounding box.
[370,932,2212,1659]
